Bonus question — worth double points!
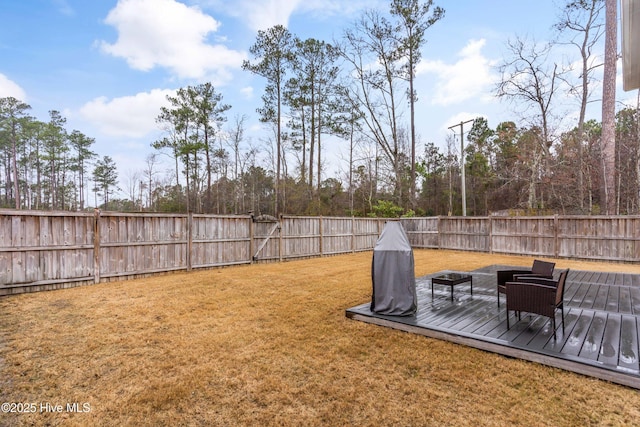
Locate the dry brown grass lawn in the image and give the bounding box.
[1,249,640,426]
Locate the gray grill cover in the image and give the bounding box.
[370,221,417,316]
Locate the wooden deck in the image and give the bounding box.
[346,266,640,390]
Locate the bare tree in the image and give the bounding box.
[124,169,141,210]
[340,9,407,204]
[227,114,248,213]
[555,0,605,212]
[496,36,565,209]
[345,111,365,215]
[143,153,159,211]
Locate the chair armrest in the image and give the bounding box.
[497,269,531,286]
[506,281,556,291]
[513,273,554,281]
[510,276,558,287]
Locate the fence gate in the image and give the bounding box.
[252,216,280,261]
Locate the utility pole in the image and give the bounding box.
[448,119,474,216]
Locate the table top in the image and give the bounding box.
[432,273,471,282]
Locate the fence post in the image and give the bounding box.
[93,208,101,284]
[554,214,559,258]
[488,216,493,254]
[278,214,283,262]
[187,213,192,271]
[351,216,355,253]
[319,216,324,256]
[249,215,255,264]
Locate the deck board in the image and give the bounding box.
[593,285,609,311]
[346,266,640,390]
[599,314,622,366]
[630,287,640,314]
[580,283,599,309]
[564,310,593,357]
[619,287,633,314]
[580,312,607,361]
[606,287,621,313]
[619,316,639,371]
[572,282,591,307]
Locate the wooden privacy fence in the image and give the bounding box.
[400,216,640,263]
[0,210,385,295]
[1,209,639,295]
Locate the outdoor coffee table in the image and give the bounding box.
[431,273,473,301]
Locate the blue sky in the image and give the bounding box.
[0,0,633,191]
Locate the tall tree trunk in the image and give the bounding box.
[527,153,541,210]
[577,43,589,212]
[51,160,56,209]
[308,84,315,196]
[409,51,416,209]
[36,144,41,210]
[205,128,212,213]
[300,106,307,187]
[61,156,66,210]
[4,152,11,206]
[317,99,322,197]
[11,133,20,209]
[602,0,617,214]
[185,156,191,214]
[276,81,281,216]
[79,165,84,210]
[174,144,180,188]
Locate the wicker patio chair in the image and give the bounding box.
[505,269,569,340]
[496,260,555,307]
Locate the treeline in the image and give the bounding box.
[2,99,638,216]
[0,97,118,211]
[1,0,638,216]
[420,113,640,216]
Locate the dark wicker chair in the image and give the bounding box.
[496,260,555,307]
[505,269,569,340]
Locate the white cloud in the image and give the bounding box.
[247,0,301,30]
[99,0,246,82]
[197,0,374,32]
[53,0,75,16]
[297,0,384,17]
[78,89,175,138]
[418,39,496,106]
[199,0,301,31]
[240,86,253,99]
[0,74,27,101]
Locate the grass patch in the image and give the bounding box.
[1,250,640,426]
